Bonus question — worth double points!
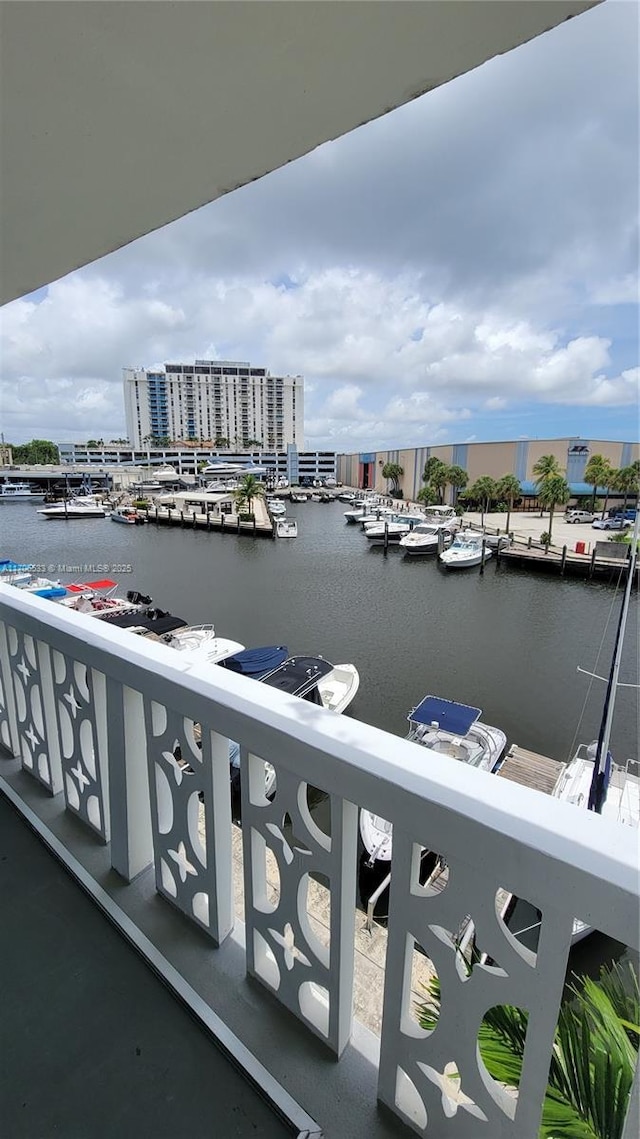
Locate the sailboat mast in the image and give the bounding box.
[589,509,639,812]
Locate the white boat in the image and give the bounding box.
[358,508,396,528]
[439,530,491,568]
[399,521,454,555]
[317,663,360,713]
[363,520,412,543]
[111,506,144,525]
[0,481,45,501]
[344,502,370,522]
[276,518,297,538]
[359,696,506,908]
[57,580,147,618]
[37,496,106,519]
[159,624,245,666]
[268,500,286,516]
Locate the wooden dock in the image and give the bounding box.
[142,505,275,538]
[497,744,565,795]
[497,540,636,582]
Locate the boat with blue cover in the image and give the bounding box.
[359,695,507,915]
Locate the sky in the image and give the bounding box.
[1,1,638,452]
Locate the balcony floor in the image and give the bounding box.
[0,793,293,1139]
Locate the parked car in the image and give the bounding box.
[566,510,596,524]
[592,517,632,530]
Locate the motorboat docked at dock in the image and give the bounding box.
[439,530,491,568]
[0,481,45,501]
[37,496,106,519]
[399,521,455,555]
[222,651,360,803]
[268,499,286,516]
[359,696,507,913]
[276,518,297,538]
[111,506,146,525]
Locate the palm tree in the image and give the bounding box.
[496,474,521,535]
[417,960,639,1139]
[445,465,468,505]
[538,474,571,544]
[381,462,404,496]
[233,473,265,516]
[469,476,497,525]
[613,465,640,517]
[584,454,610,513]
[423,456,447,485]
[533,454,563,516]
[416,485,438,507]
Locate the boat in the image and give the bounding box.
[363,519,413,543]
[439,530,491,568]
[290,493,308,502]
[156,624,245,666]
[399,521,455,555]
[111,506,144,525]
[224,653,359,805]
[0,481,45,502]
[37,496,106,519]
[268,500,286,516]
[57,580,150,618]
[359,696,507,916]
[358,508,395,528]
[276,518,298,538]
[220,645,289,680]
[344,502,370,522]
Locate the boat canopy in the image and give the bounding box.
[409,695,481,735]
[221,645,289,678]
[260,655,333,701]
[66,579,118,593]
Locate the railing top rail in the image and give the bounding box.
[1,582,637,946]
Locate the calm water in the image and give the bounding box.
[2,499,637,972]
[3,499,637,763]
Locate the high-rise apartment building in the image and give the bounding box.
[123,361,304,450]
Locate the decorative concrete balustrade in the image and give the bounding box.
[0,581,637,1138]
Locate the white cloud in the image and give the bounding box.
[0,0,637,448]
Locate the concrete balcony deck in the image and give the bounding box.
[0,581,637,1138]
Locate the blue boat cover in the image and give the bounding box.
[33,587,68,599]
[221,645,289,678]
[408,695,481,735]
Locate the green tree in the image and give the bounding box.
[496,474,522,535]
[445,464,468,505]
[584,454,611,513]
[233,473,265,516]
[417,960,638,1139]
[611,465,639,519]
[533,454,564,517]
[381,462,404,496]
[416,485,438,507]
[422,456,448,502]
[538,474,571,544]
[11,439,59,464]
[215,437,231,449]
[468,476,497,525]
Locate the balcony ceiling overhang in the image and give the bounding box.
[0,0,598,305]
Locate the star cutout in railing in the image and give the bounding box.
[168,841,197,883]
[418,1061,488,1122]
[17,657,30,683]
[25,725,39,749]
[268,922,312,971]
[63,687,81,718]
[71,762,90,792]
[265,822,312,866]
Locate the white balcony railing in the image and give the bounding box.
[0,581,637,1138]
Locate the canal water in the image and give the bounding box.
[3,499,637,763]
[1,500,637,976]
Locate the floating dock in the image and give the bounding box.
[496,744,565,795]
